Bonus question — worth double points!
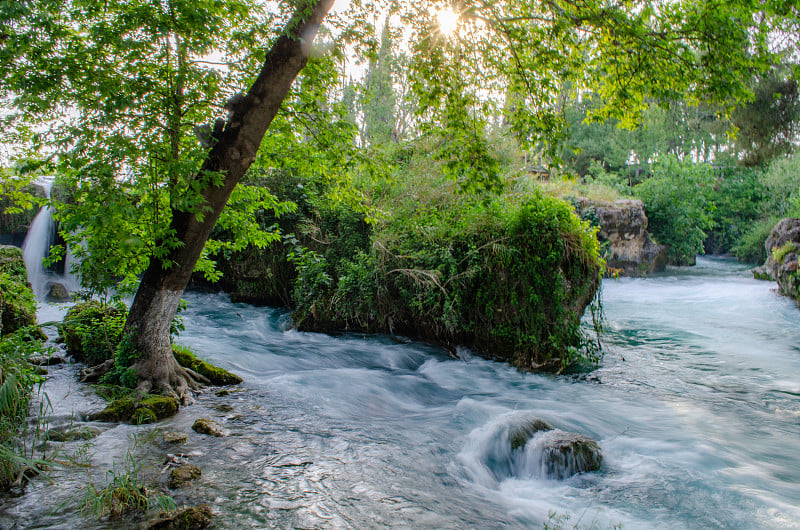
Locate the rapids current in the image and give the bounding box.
[2,257,799,529]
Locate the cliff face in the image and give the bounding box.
[754,218,800,306]
[574,198,667,277]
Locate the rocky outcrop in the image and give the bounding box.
[0,184,46,247]
[574,198,667,276]
[755,218,800,306]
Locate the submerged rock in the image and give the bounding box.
[506,418,602,479]
[147,504,213,530]
[91,394,179,424]
[518,430,603,479]
[573,198,667,276]
[192,418,226,437]
[509,419,554,450]
[758,218,800,306]
[163,431,188,444]
[168,465,202,489]
[46,426,100,442]
[44,281,70,302]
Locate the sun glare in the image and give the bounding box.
[437,8,459,36]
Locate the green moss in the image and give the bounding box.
[172,344,242,386]
[92,392,179,424]
[772,241,797,263]
[167,465,201,489]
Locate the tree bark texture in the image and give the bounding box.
[125,0,335,398]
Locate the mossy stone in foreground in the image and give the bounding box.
[168,465,201,489]
[147,504,213,530]
[191,418,226,437]
[92,393,179,424]
[172,345,242,386]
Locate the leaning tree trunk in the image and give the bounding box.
[123,0,334,400]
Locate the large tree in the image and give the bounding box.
[1,0,796,399]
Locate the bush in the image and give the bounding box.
[705,167,766,255]
[0,246,40,338]
[293,186,603,371]
[59,301,127,365]
[732,217,780,264]
[635,156,715,265]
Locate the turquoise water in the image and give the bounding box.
[3,257,799,528]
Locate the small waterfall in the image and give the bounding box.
[20,178,77,300]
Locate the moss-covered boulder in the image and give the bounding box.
[168,465,201,489]
[147,505,213,530]
[46,426,101,442]
[58,301,126,364]
[510,424,603,479]
[172,344,242,386]
[191,418,226,437]
[509,419,555,450]
[91,393,179,424]
[0,245,41,338]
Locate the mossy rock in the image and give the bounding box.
[163,431,188,444]
[92,393,179,424]
[0,183,45,236]
[509,419,554,450]
[0,245,42,338]
[168,465,201,489]
[537,431,603,479]
[191,418,226,437]
[46,426,101,442]
[172,345,242,386]
[147,504,213,530]
[59,301,126,364]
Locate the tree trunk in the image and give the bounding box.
[123,0,334,400]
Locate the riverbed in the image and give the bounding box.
[2,257,799,529]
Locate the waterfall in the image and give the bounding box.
[20,178,77,300]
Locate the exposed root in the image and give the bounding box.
[79,359,115,383]
[134,353,204,406]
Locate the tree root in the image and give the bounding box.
[134,354,206,406]
[79,359,115,383]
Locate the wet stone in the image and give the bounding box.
[191,418,226,437]
[163,431,188,444]
[147,504,213,529]
[168,465,202,489]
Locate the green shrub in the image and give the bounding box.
[293,189,603,371]
[706,167,766,255]
[732,217,780,264]
[59,301,126,365]
[0,246,40,338]
[635,156,715,265]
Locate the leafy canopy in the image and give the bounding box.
[1,0,797,295]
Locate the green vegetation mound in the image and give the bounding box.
[294,192,602,370]
[0,245,40,337]
[59,300,126,365]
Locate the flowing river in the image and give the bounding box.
[2,257,800,529]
